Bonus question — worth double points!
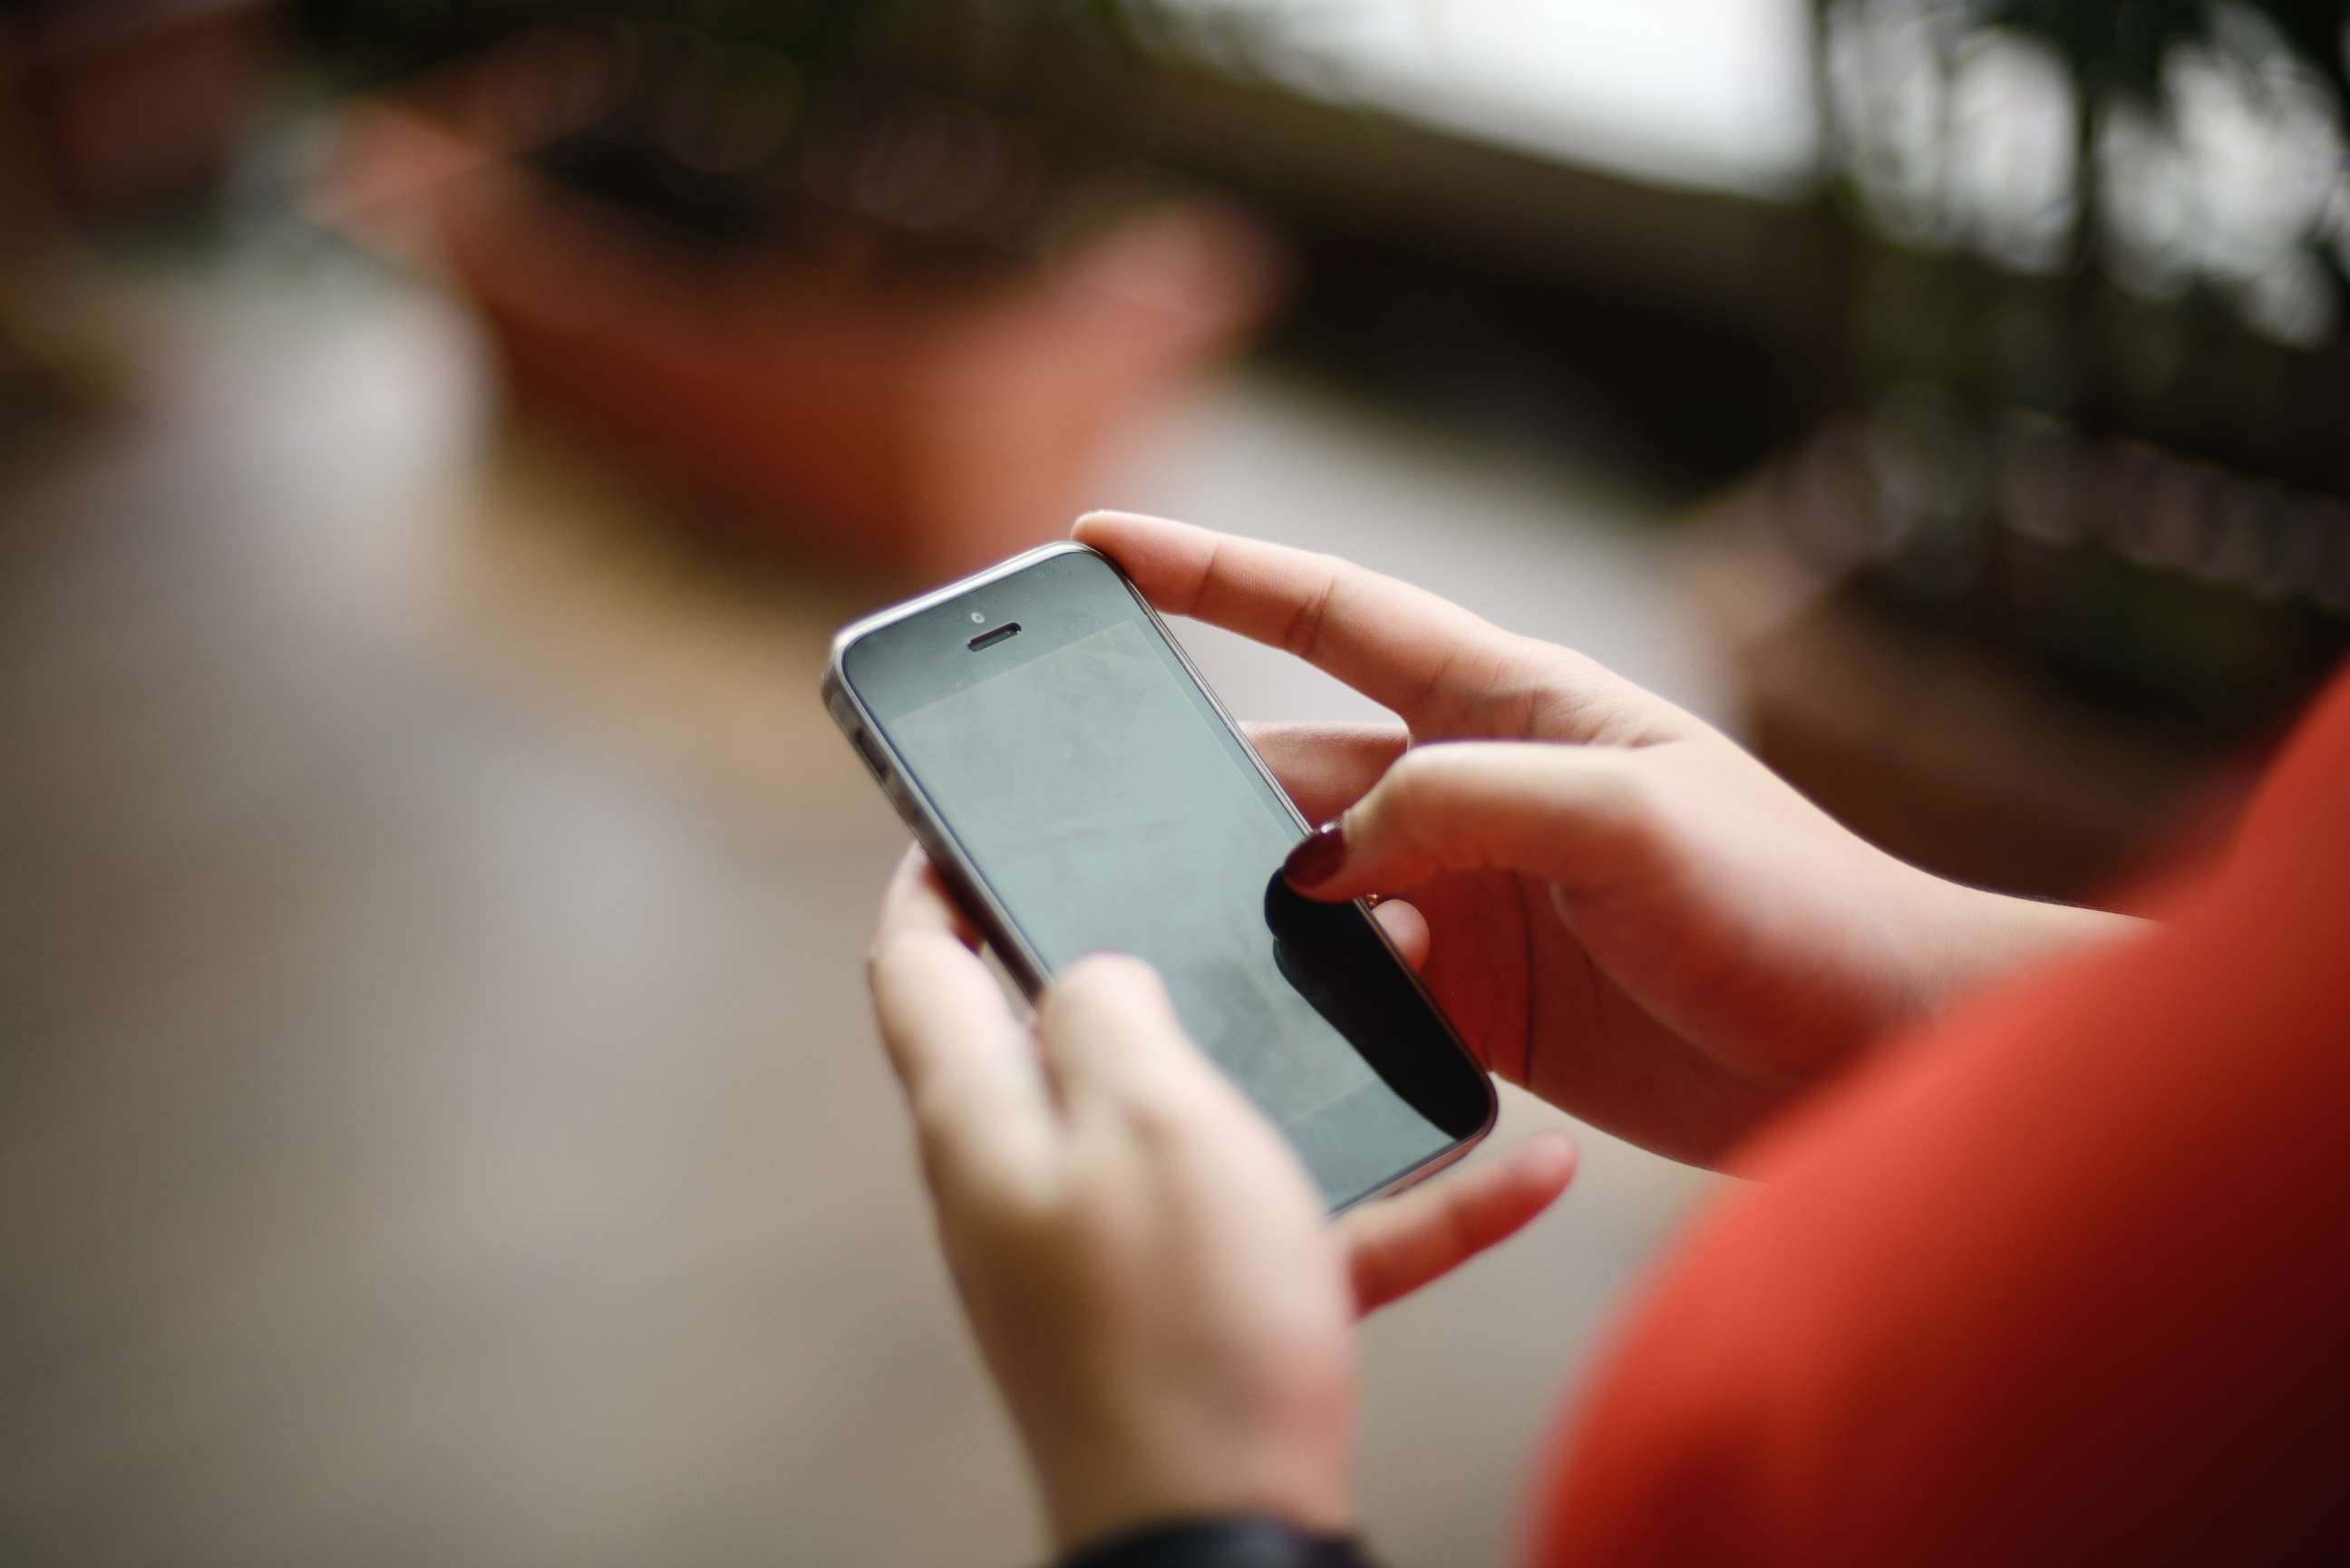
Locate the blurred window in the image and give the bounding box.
[1166,0,1822,198]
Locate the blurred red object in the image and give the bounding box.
[321,88,1280,584]
[10,0,276,218]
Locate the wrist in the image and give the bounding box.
[1907,875,2145,1022]
[1035,1405,1354,1555]
[1041,1444,1353,1557]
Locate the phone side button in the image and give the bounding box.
[850,728,889,781]
[876,769,920,827]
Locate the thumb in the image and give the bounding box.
[1281,740,1658,901]
[1339,1132,1577,1314]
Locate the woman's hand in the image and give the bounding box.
[868,854,1576,1553]
[1077,511,2139,1166]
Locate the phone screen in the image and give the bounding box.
[840,547,1491,1207]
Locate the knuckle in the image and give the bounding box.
[909,1096,1054,1205]
[1120,1091,1199,1147]
[1493,648,1588,738]
[1380,743,1479,820]
[1043,953,1165,1027]
[1060,952,1158,997]
[920,1143,1054,1234]
[1355,745,1475,861]
[1123,1084,1259,1170]
[1382,742,1463,803]
[1523,637,1593,681]
[1278,555,1344,659]
[1576,751,1660,834]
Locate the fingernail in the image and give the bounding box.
[1283,821,1348,887]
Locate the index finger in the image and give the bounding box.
[1075,510,1518,727]
[870,851,1055,1181]
[877,845,983,951]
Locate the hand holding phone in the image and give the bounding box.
[838,524,1581,1549]
[1078,510,2140,1168]
[867,848,1578,1554]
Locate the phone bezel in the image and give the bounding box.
[822,540,1498,1212]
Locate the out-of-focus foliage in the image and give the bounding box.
[1824,0,2350,345]
[1806,2,2350,729]
[1987,0,2349,108]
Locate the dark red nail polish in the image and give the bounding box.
[1284,821,1348,887]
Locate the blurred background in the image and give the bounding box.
[3,2,2345,1563]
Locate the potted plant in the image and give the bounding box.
[308,0,1284,581]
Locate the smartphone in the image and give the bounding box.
[824,542,1494,1210]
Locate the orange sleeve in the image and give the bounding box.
[1529,671,2350,1568]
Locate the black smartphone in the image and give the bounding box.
[824,542,1495,1210]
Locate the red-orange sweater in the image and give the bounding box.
[1533,670,2350,1566]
